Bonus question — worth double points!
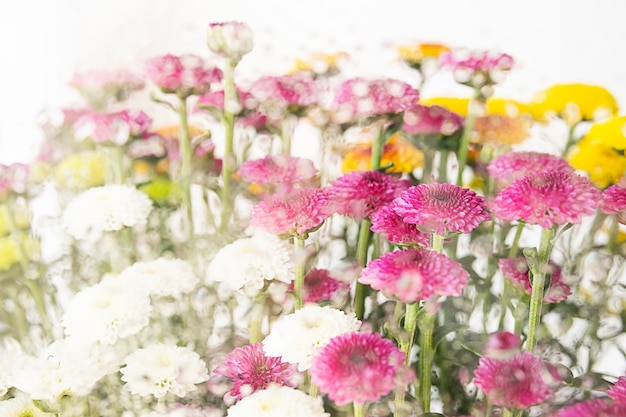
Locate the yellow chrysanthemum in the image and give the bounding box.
[53,151,106,189]
[342,133,424,174]
[27,161,52,184]
[584,116,626,150]
[397,42,450,65]
[485,98,532,118]
[567,137,626,189]
[471,114,531,146]
[0,234,37,271]
[530,83,619,124]
[288,52,349,76]
[0,207,30,237]
[420,97,470,116]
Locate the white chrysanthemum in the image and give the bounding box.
[0,395,48,417]
[226,385,329,417]
[121,343,209,398]
[262,305,361,371]
[62,184,153,240]
[206,232,294,296]
[120,258,199,298]
[61,275,152,345]
[0,339,27,396]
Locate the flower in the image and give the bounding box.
[583,115,626,150]
[309,332,414,405]
[206,232,294,296]
[144,54,223,97]
[262,305,361,371]
[73,109,152,145]
[121,343,209,398]
[225,385,329,417]
[484,331,522,359]
[248,75,319,118]
[69,68,144,106]
[53,151,106,189]
[237,154,318,194]
[61,185,153,241]
[484,98,533,118]
[341,132,424,174]
[0,340,26,396]
[287,268,351,304]
[0,395,48,417]
[420,96,471,116]
[0,163,29,197]
[393,182,491,235]
[249,188,332,237]
[358,248,469,303]
[439,49,514,88]
[327,170,410,219]
[120,258,199,298]
[288,51,349,77]
[471,114,530,146]
[214,343,296,400]
[552,399,626,417]
[397,42,450,67]
[498,257,571,303]
[608,376,626,403]
[473,352,555,409]
[206,21,254,62]
[530,83,618,123]
[491,168,600,228]
[600,183,626,223]
[402,104,464,136]
[370,204,430,247]
[487,151,572,187]
[567,137,626,189]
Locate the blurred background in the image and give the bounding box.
[1,0,625,163]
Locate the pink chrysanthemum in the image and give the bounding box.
[402,104,464,136]
[238,154,318,193]
[393,183,491,235]
[0,163,29,196]
[249,75,319,113]
[214,343,296,401]
[332,78,420,121]
[600,183,626,224]
[439,49,514,87]
[484,331,521,360]
[370,204,430,247]
[358,249,469,303]
[492,168,601,228]
[250,188,332,236]
[487,151,573,187]
[309,332,414,405]
[474,352,556,409]
[498,257,571,303]
[608,376,626,403]
[287,268,351,304]
[144,54,223,96]
[73,109,152,145]
[552,398,626,417]
[327,171,410,219]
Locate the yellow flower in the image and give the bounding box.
[420,97,470,116]
[0,234,37,271]
[396,42,450,65]
[567,136,626,188]
[471,115,531,146]
[421,97,531,118]
[138,178,181,206]
[584,116,626,150]
[288,52,349,76]
[0,206,30,237]
[530,83,618,123]
[53,151,106,189]
[342,133,424,174]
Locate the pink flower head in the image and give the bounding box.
[474,352,556,409]
[492,168,600,228]
[69,68,144,105]
[213,343,296,400]
[402,104,464,136]
[197,88,259,114]
[237,154,318,193]
[393,183,491,235]
[484,331,521,360]
[600,183,626,224]
[439,49,514,87]
[250,187,332,237]
[332,78,420,121]
[487,151,573,187]
[287,268,351,304]
[309,332,414,405]
[499,257,571,303]
[370,204,430,247]
[0,163,29,196]
[206,21,254,62]
[358,249,469,303]
[249,75,319,118]
[73,109,152,145]
[608,376,626,403]
[144,54,223,97]
[552,399,626,417]
[327,171,410,219]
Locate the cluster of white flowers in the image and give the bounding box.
[226,386,329,417]
[120,257,199,298]
[0,340,26,396]
[0,395,48,417]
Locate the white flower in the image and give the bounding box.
[226,385,329,417]
[0,395,48,417]
[121,343,209,398]
[62,185,153,240]
[0,339,27,396]
[206,232,294,297]
[61,275,152,345]
[262,305,361,371]
[120,258,199,298]
[206,21,253,62]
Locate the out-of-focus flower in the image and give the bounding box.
[584,115,626,150]
[0,234,37,271]
[341,132,424,174]
[608,376,626,403]
[262,305,361,371]
[287,268,351,304]
[206,21,254,62]
[402,103,464,136]
[237,154,318,194]
[326,170,409,220]
[484,98,532,118]
[530,83,618,124]
[225,386,329,417]
[0,395,48,417]
[420,97,471,116]
[484,331,521,360]
[248,75,319,120]
[288,52,349,77]
[358,248,469,303]
[473,352,557,409]
[214,343,296,400]
[197,88,263,125]
[0,340,26,396]
[53,151,106,189]
[69,68,144,106]
[487,151,572,187]
[397,42,450,68]
[552,399,626,417]
[0,163,29,197]
[393,183,491,235]
[73,109,152,145]
[600,183,626,223]
[138,178,181,206]
[492,168,600,228]
[121,343,209,398]
[310,332,414,405]
[370,204,430,247]
[471,114,530,146]
[145,54,223,97]
[499,257,571,303]
[120,258,198,298]
[0,206,30,237]
[439,49,514,89]
[567,137,626,189]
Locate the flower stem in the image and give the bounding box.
[418,311,435,413]
[370,124,384,171]
[294,236,307,310]
[456,89,480,186]
[499,222,525,329]
[220,59,237,232]
[353,402,365,417]
[178,95,193,239]
[354,218,372,319]
[438,150,449,183]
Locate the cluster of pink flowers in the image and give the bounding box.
[0,163,29,196]
[554,379,626,417]
[69,68,145,104]
[237,154,318,193]
[487,151,573,187]
[402,104,464,136]
[439,49,514,87]
[483,331,521,359]
[600,183,626,224]
[287,268,351,304]
[498,257,571,303]
[370,204,430,247]
[73,109,152,145]
[144,54,223,97]
[249,75,320,117]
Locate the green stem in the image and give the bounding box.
[0,203,29,271]
[280,116,295,155]
[418,311,435,413]
[249,293,265,343]
[431,233,444,254]
[607,215,619,255]
[525,227,555,352]
[220,59,237,232]
[456,89,481,186]
[561,123,577,157]
[354,218,372,320]
[294,236,307,310]
[177,95,193,239]
[353,402,365,417]
[309,383,318,398]
[499,222,525,329]
[422,148,435,183]
[438,149,449,183]
[395,302,417,417]
[370,124,384,171]
[109,145,125,184]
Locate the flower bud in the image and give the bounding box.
[207,21,253,62]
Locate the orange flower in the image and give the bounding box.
[288,52,349,77]
[397,42,450,65]
[471,115,531,146]
[155,124,205,140]
[342,133,424,173]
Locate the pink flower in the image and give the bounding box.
[370,204,430,247]
[327,171,410,219]
[484,331,521,359]
[474,352,556,409]
[0,163,29,196]
[600,184,626,224]
[402,104,464,136]
[213,343,296,401]
[144,54,223,97]
[309,332,414,405]
[393,183,491,235]
[332,78,420,121]
[73,109,152,145]
[498,257,571,303]
[439,49,514,87]
[608,376,626,403]
[237,154,318,193]
[358,249,469,303]
[287,268,351,304]
[206,21,254,62]
[492,168,600,228]
[249,75,319,118]
[250,188,332,237]
[69,68,144,105]
[552,399,626,417]
[487,152,573,187]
